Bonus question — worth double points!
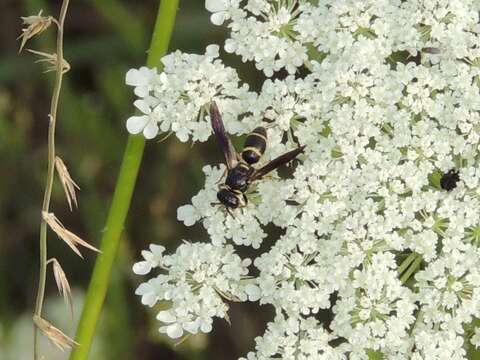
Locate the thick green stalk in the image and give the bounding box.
[69,1,179,359]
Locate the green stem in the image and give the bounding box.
[400,254,422,284]
[397,252,416,276]
[68,1,179,359]
[367,349,383,359]
[468,318,480,359]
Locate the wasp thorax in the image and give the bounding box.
[225,162,254,191]
[241,127,267,164]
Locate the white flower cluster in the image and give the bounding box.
[240,315,347,360]
[133,242,256,339]
[208,0,309,76]
[331,253,417,357]
[132,0,480,358]
[125,44,254,141]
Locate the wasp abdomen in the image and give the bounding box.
[242,127,267,164]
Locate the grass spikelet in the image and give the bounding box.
[33,315,79,351]
[18,10,54,53]
[49,258,73,316]
[55,156,79,210]
[42,211,100,258]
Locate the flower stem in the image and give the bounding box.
[400,254,422,284]
[33,0,70,358]
[397,252,416,276]
[367,349,383,359]
[467,318,480,358]
[68,1,179,359]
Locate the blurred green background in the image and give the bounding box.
[0,1,271,359]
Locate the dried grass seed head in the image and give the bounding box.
[33,315,78,351]
[49,258,73,316]
[42,211,100,258]
[55,156,79,210]
[18,10,54,53]
[27,49,70,74]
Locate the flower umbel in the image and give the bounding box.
[132,0,480,358]
[125,44,254,141]
[133,242,254,339]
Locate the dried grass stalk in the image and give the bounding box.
[54,156,79,210]
[42,211,99,258]
[33,315,78,351]
[27,49,71,74]
[18,10,53,53]
[50,258,73,316]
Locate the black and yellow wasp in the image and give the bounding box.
[209,102,305,209]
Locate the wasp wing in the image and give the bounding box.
[210,102,238,170]
[250,146,305,182]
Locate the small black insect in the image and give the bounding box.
[210,102,304,209]
[440,169,460,191]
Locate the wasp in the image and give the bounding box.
[210,102,305,209]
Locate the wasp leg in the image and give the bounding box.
[239,193,248,208]
[226,207,235,218]
[216,168,228,184]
